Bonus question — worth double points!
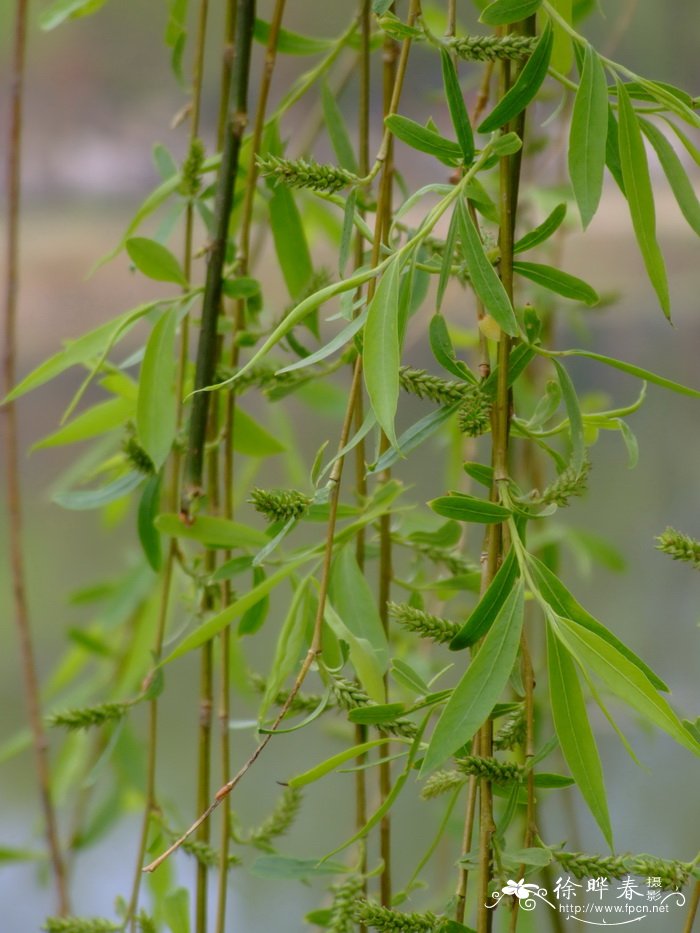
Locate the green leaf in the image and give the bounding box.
[253,19,334,55]
[616,79,670,318]
[324,600,385,703]
[385,115,463,165]
[239,567,270,635]
[513,203,567,253]
[528,553,669,692]
[267,174,313,300]
[164,887,190,933]
[364,258,401,448]
[547,0,573,74]
[371,401,463,473]
[551,615,700,757]
[569,44,608,228]
[251,855,349,879]
[605,105,626,193]
[39,0,107,30]
[137,309,178,469]
[260,577,313,720]
[450,549,518,649]
[348,703,406,726]
[457,202,519,336]
[640,119,700,237]
[276,309,367,375]
[547,625,613,847]
[429,314,475,381]
[437,210,460,311]
[440,50,475,165]
[155,514,268,549]
[126,237,186,286]
[430,493,512,524]
[339,189,357,275]
[137,474,162,572]
[53,471,144,511]
[514,260,599,305]
[329,547,390,670]
[289,739,388,788]
[4,302,157,403]
[553,360,584,471]
[322,80,358,173]
[536,346,700,399]
[32,397,133,450]
[463,461,494,488]
[421,582,525,773]
[232,407,286,456]
[478,20,553,134]
[164,557,312,662]
[480,0,542,25]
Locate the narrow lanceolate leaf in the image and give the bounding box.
[253,19,334,56]
[53,471,145,510]
[322,80,359,174]
[440,50,475,165]
[478,20,553,134]
[553,360,584,471]
[480,0,542,26]
[126,237,186,286]
[267,177,313,299]
[430,493,511,524]
[32,397,134,450]
[514,202,567,253]
[155,514,268,549]
[137,309,178,469]
[437,210,460,311]
[330,547,390,670]
[616,79,670,318]
[569,44,608,229]
[289,740,389,788]
[261,578,313,720]
[364,259,401,448]
[421,583,525,773]
[384,115,463,165]
[547,626,613,848]
[450,549,518,649]
[39,0,108,30]
[457,202,519,336]
[528,553,667,692]
[551,615,700,757]
[514,261,599,305]
[429,314,475,381]
[276,309,368,375]
[640,119,700,237]
[137,474,163,572]
[232,408,286,456]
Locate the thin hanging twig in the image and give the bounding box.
[2,0,71,916]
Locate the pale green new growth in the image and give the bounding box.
[556,850,692,890]
[456,755,524,785]
[353,902,442,932]
[421,770,466,800]
[249,487,311,523]
[48,702,132,731]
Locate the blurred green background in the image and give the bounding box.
[0,1,699,930]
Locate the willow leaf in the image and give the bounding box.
[364,258,401,447]
[514,261,599,305]
[457,202,519,336]
[616,79,670,318]
[640,118,700,237]
[478,20,553,134]
[569,44,608,229]
[421,583,524,774]
[429,493,512,524]
[528,553,668,691]
[547,625,613,848]
[551,615,700,756]
[137,308,178,469]
[480,0,542,25]
[440,50,474,165]
[450,549,518,649]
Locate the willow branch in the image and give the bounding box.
[2,0,70,915]
[182,0,256,508]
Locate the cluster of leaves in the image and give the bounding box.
[5,0,700,931]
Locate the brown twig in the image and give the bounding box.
[2,0,70,915]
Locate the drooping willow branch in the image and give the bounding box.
[2,0,70,916]
[182,0,256,510]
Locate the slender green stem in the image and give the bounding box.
[455,738,479,924]
[182,0,256,509]
[354,5,372,923]
[2,1,70,914]
[683,880,700,933]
